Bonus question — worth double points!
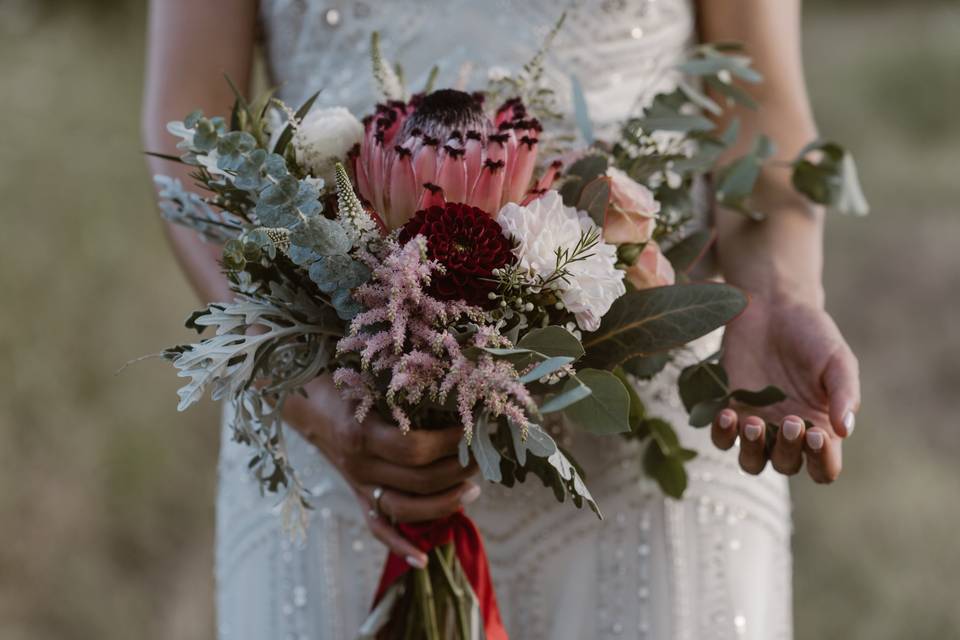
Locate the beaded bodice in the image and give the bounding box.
[259,0,696,127]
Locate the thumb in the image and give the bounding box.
[821,346,861,437]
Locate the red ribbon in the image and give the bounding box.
[373,510,507,640]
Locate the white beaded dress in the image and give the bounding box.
[215,1,794,639]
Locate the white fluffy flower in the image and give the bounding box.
[292,106,364,185]
[497,190,625,332]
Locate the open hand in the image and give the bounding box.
[711,295,860,483]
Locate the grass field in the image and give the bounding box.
[1,2,957,639]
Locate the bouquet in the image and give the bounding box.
[149,23,865,640]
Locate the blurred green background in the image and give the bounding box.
[1,1,958,638]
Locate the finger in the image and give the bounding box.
[367,517,430,568]
[738,415,768,475]
[822,347,861,438]
[379,481,481,523]
[804,427,843,484]
[346,456,478,495]
[770,415,805,475]
[351,487,428,568]
[365,421,465,466]
[711,408,739,450]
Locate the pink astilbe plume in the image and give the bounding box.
[334,236,535,438]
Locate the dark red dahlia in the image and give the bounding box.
[398,203,515,308]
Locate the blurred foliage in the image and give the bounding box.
[0,1,958,640]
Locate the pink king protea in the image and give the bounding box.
[351,89,561,229]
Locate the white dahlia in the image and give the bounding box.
[292,106,364,184]
[497,190,625,332]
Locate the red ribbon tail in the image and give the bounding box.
[372,511,507,640]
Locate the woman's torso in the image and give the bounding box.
[259,0,697,126]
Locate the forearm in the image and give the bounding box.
[699,0,825,307]
[142,0,258,305]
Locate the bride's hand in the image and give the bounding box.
[284,377,480,568]
[710,294,860,483]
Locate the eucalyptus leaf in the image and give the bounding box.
[519,356,575,384]
[290,214,351,256]
[582,283,747,369]
[562,369,631,435]
[539,383,592,414]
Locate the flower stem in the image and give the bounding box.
[414,565,442,640]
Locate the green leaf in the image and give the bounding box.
[728,385,787,407]
[508,421,558,467]
[559,154,609,207]
[632,90,715,133]
[621,353,670,379]
[643,441,689,499]
[791,140,869,216]
[678,361,728,412]
[581,283,747,369]
[545,447,601,518]
[613,366,646,432]
[705,76,758,109]
[539,384,592,414]
[517,326,585,360]
[577,177,612,227]
[519,356,575,384]
[688,397,729,427]
[664,228,716,275]
[423,65,440,94]
[677,78,722,116]
[677,55,762,84]
[273,90,321,154]
[716,135,775,217]
[562,368,631,435]
[570,74,594,145]
[290,214,351,256]
[471,420,503,483]
[645,417,681,455]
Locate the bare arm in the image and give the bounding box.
[698,0,860,482]
[142,0,259,304]
[699,0,824,305]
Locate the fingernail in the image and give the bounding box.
[843,411,856,436]
[718,412,734,430]
[806,431,824,451]
[460,484,481,505]
[782,418,803,442]
[406,554,428,569]
[744,422,763,442]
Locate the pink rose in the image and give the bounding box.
[625,241,675,290]
[602,167,661,245]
